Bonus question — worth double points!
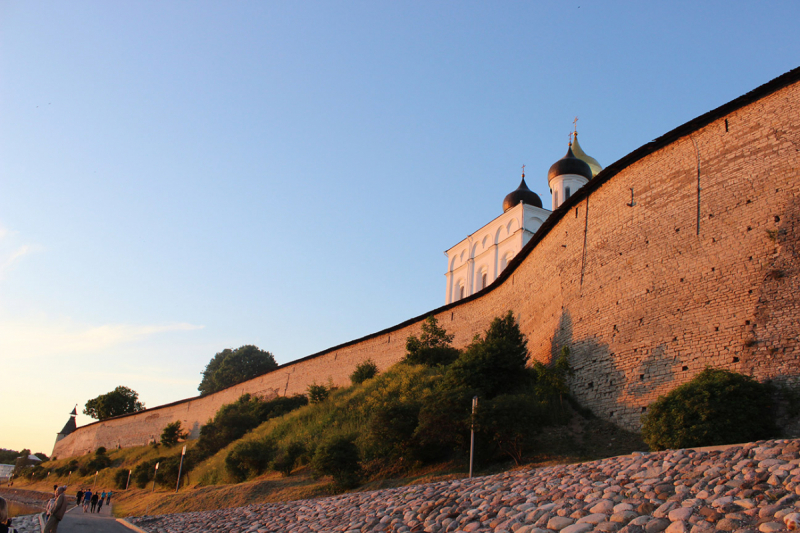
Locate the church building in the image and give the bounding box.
[444,127,601,304]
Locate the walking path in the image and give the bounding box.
[55,503,134,533]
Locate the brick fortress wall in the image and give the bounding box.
[53,69,800,459]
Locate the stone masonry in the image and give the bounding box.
[53,67,800,458]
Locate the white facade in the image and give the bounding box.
[444,202,551,304]
[549,173,589,210]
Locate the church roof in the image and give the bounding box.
[503,176,543,211]
[548,145,593,182]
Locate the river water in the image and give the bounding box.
[7,500,42,517]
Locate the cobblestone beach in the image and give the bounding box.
[129,439,800,533]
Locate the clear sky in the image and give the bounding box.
[1,1,798,456]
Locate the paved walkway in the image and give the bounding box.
[56,503,134,533]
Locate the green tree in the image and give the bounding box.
[444,311,529,398]
[477,393,549,465]
[404,316,460,367]
[160,421,188,447]
[199,345,279,396]
[225,439,277,482]
[83,386,144,420]
[641,367,777,451]
[350,359,378,385]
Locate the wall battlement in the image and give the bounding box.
[53,67,800,459]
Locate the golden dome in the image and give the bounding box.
[571,132,602,177]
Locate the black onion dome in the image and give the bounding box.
[548,145,593,183]
[503,177,543,211]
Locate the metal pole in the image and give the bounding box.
[67,471,72,485]
[125,470,132,491]
[469,396,478,478]
[175,446,186,493]
[92,471,98,491]
[151,463,159,493]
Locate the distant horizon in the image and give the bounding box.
[2,1,799,455]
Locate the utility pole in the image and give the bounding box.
[469,396,478,478]
[151,463,159,493]
[175,446,186,493]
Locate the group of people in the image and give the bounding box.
[75,488,112,513]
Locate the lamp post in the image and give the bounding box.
[151,463,159,493]
[469,396,478,478]
[67,471,72,485]
[125,470,132,491]
[92,471,98,491]
[175,446,187,493]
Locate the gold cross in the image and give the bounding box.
[573,116,579,134]
[521,164,525,177]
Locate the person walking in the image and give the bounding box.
[82,489,92,513]
[75,489,83,509]
[90,492,98,513]
[42,486,66,533]
[96,491,104,513]
[105,490,112,506]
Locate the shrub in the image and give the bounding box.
[350,360,378,385]
[161,421,188,447]
[96,447,107,455]
[312,434,362,489]
[404,316,460,367]
[196,393,305,459]
[307,384,330,404]
[641,367,777,451]
[114,468,130,489]
[86,452,112,473]
[272,441,306,477]
[225,439,277,482]
[54,460,79,477]
[133,458,163,489]
[364,403,420,460]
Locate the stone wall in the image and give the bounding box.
[53,67,800,459]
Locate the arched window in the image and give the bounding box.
[481,272,487,290]
[458,285,465,300]
[565,186,571,200]
[554,190,559,208]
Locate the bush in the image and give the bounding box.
[114,468,130,489]
[225,439,277,482]
[312,434,362,489]
[641,367,777,451]
[272,441,306,477]
[404,316,460,367]
[364,403,420,460]
[54,460,79,477]
[161,421,188,447]
[307,384,330,404]
[133,458,163,489]
[96,447,107,455]
[196,394,306,459]
[350,360,378,385]
[86,452,112,473]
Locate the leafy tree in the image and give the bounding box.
[312,434,362,489]
[160,421,188,447]
[0,449,18,465]
[444,311,529,398]
[404,316,460,367]
[199,345,278,395]
[83,386,145,420]
[532,346,574,404]
[641,367,777,451]
[114,468,130,489]
[307,383,330,404]
[350,359,378,385]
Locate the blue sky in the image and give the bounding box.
[1,1,798,455]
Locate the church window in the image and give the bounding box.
[458,285,465,300]
[481,272,487,290]
[554,190,559,207]
[565,186,571,200]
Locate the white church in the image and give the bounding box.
[444,129,602,304]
